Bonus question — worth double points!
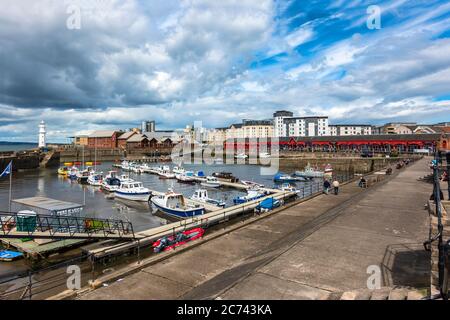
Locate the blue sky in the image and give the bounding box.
[0,0,449,142]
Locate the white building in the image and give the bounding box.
[38,120,46,148]
[329,125,373,136]
[273,111,329,137]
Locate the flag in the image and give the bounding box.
[0,161,12,178]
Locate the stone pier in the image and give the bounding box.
[77,157,432,300]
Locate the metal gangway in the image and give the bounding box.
[0,211,141,240]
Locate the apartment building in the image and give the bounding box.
[329,124,373,136]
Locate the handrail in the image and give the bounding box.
[0,212,136,240]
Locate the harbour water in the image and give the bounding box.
[0,143,37,152]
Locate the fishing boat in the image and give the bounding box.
[115,181,151,202]
[294,163,324,178]
[101,175,121,192]
[68,166,80,180]
[57,166,69,176]
[273,173,301,183]
[151,190,205,218]
[119,174,134,183]
[176,171,195,183]
[76,167,93,184]
[233,189,266,204]
[87,173,104,186]
[234,153,248,159]
[159,168,175,179]
[201,176,221,188]
[212,172,239,183]
[172,166,185,174]
[152,228,205,253]
[191,189,226,208]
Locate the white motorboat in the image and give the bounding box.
[115,181,151,202]
[119,174,134,183]
[200,176,221,188]
[121,161,131,171]
[278,183,300,195]
[151,189,205,218]
[259,152,271,158]
[172,166,185,174]
[241,180,265,189]
[191,189,226,208]
[131,164,144,174]
[294,163,324,178]
[87,173,104,186]
[233,189,265,204]
[234,153,248,159]
[176,171,195,183]
[159,169,175,179]
[140,163,152,173]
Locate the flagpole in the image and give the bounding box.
[9,161,12,212]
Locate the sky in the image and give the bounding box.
[0,0,450,143]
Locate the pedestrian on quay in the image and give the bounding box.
[323,179,331,194]
[332,179,340,195]
[358,176,367,188]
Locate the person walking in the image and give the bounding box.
[332,179,340,195]
[323,180,331,194]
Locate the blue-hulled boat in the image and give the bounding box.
[273,173,298,183]
[151,190,205,218]
[0,250,24,262]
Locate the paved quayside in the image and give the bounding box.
[79,157,431,300]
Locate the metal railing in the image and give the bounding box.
[0,212,136,240]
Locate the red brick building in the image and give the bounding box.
[88,130,122,149]
[117,131,137,149]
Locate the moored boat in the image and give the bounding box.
[235,153,248,159]
[151,190,205,218]
[273,173,300,183]
[191,189,226,208]
[57,166,69,176]
[101,176,121,192]
[294,163,324,178]
[68,166,80,180]
[159,169,175,179]
[172,166,185,174]
[87,173,104,186]
[233,189,266,204]
[115,181,151,202]
[241,180,265,189]
[259,152,271,158]
[152,228,205,253]
[176,171,195,183]
[200,176,221,188]
[256,197,281,212]
[212,172,239,183]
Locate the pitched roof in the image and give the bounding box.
[118,131,137,140]
[127,134,148,143]
[89,130,119,138]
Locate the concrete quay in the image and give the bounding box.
[78,157,432,300]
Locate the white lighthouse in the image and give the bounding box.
[38,120,46,148]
